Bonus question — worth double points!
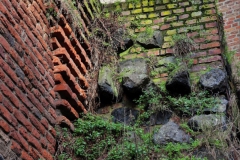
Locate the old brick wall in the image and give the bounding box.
[217,0,240,56]
[107,0,225,84]
[0,0,57,159]
[0,0,98,159]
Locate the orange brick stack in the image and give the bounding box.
[50,11,92,129]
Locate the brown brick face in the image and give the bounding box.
[0,0,55,159]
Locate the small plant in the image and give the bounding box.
[171,34,197,57]
[167,91,219,115]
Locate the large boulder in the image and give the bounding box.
[153,121,191,145]
[200,69,227,94]
[112,28,133,53]
[98,66,119,103]
[111,107,139,125]
[137,30,164,49]
[188,114,226,131]
[166,68,191,95]
[150,110,172,125]
[119,58,150,98]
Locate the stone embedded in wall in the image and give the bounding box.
[153,121,191,145]
[166,68,191,95]
[136,31,164,49]
[188,114,226,131]
[112,28,133,53]
[111,107,139,125]
[98,65,120,103]
[119,58,150,99]
[200,69,227,94]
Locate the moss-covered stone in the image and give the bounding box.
[167,4,178,9]
[132,9,143,14]
[166,29,177,36]
[148,13,159,18]
[143,7,154,12]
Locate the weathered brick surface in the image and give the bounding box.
[217,0,240,56]
[0,0,57,158]
[112,0,227,84]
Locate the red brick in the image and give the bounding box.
[40,137,48,149]
[11,140,22,156]
[31,127,41,140]
[0,119,11,133]
[200,42,221,49]
[14,109,32,131]
[29,147,43,160]
[205,22,217,28]
[47,143,55,155]
[179,14,189,19]
[160,24,171,30]
[0,35,25,68]
[0,104,18,127]
[27,133,42,151]
[0,83,22,109]
[10,131,29,151]
[191,51,207,58]
[21,150,34,160]
[198,55,222,63]
[2,97,14,113]
[208,48,221,55]
[153,18,164,24]
[40,117,49,129]
[29,113,46,135]
[46,132,56,148]
[41,149,54,160]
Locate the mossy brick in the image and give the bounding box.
[186,6,197,12]
[121,11,131,16]
[162,42,172,48]
[141,19,153,25]
[192,11,202,17]
[186,19,197,25]
[160,49,166,55]
[132,9,142,14]
[167,29,177,35]
[161,10,172,16]
[143,7,154,12]
[155,5,166,10]
[137,14,147,19]
[164,36,173,42]
[152,25,160,30]
[154,18,164,24]
[121,3,128,10]
[165,16,177,22]
[205,9,216,15]
[129,3,134,9]
[179,14,189,19]
[199,16,217,22]
[149,1,155,6]
[156,0,162,4]
[173,8,184,14]
[203,0,214,3]
[171,21,184,27]
[163,0,170,4]
[135,2,142,8]
[142,0,148,7]
[148,13,159,18]
[179,2,190,6]
[167,4,178,9]
[200,3,215,9]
